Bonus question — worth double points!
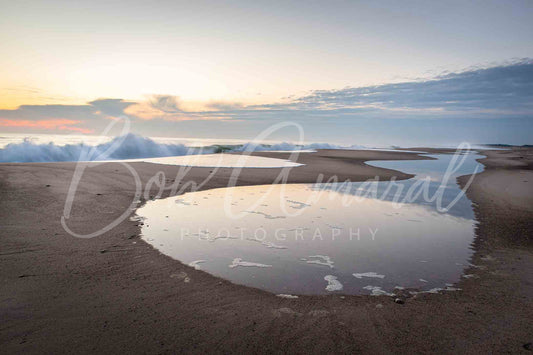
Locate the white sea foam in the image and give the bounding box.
[244,211,287,219]
[207,235,239,242]
[1,133,431,164]
[363,285,393,296]
[228,258,272,268]
[247,238,288,249]
[324,275,343,291]
[0,133,375,163]
[325,223,344,230]
[286,199,311,209]
[304,255,334,268]
[353,272,385,279]
[276,294,299,299]
[0,133,202,163]
[411,286,462,295]
[188,260,206,270]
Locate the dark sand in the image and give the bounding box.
[1,148,532,353]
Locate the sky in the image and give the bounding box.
[0,0,532,146]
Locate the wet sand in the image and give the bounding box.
[1,148,532,353]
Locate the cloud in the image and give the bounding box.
[0,104,96,120]
[126,95,236,121]
[132,60,533,122]
[0,118,94,133]
[0,98,145,134]
[149,95,184,114]
[291,59,533,115]
[89,98,136,117]
[1,60,532,135]
[205,102,245,111]
[0,101,118,134]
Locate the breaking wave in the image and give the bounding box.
[0,134,212,163]
[0,133,366,163]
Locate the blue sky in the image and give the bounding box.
[0,0,532,145]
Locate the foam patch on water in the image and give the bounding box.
[410,286,462,295]
[0,133,204,162]
[286,200,311,209]
[325,223,344,230]
[229,258,272,268]
[247,237,288,249]
[353,272,385,279]
[207,235,239,243]
[324,275,343,291]
[192,230,239,242]
[363,285,394,296]
[188,260,206,270]
[304,255,334,268]
[245,211,287,219]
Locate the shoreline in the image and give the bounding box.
[1,148,532,353]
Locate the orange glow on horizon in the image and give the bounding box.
[0,119,93,134]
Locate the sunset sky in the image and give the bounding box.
[1,0,532,145]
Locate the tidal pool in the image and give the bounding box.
[136,152,483,295]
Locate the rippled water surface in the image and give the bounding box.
[137,153,483,295]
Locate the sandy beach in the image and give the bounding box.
[1,148,532,353]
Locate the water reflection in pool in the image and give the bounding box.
[136,152,483,295]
